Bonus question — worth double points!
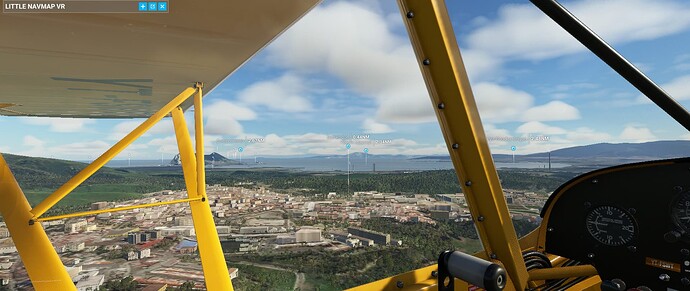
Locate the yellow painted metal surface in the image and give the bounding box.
[346,264,489,291]
[528,265,598,281]
[344,265,441,291]
[549,256,568,267]
[36,197,202,222]
[518,228,539,250]
[30,87,197,219]
[194,84,205,200]
[172,102,234,291]
[0,154,76,290]
[397,0,528,289]
[172,106,199,195]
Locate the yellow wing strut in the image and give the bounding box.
[1,84,234,290]
[0,155,76,290]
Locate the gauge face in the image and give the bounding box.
[585,206,636,246]
[671,192,690,233]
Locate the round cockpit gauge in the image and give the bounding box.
[585,205,636,246]
[671,192,690,233]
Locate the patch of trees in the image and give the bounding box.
[101,276,138,291]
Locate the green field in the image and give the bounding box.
[230,263,295,291]
[302,276,340,291]
[25,184,144,207]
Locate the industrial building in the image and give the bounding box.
[174,217,193,227]
[347,227,390,245]
[434,204,452,212]
[221,238,260,253]
[73,270,105,291]
[127,230,160,245]
[353,236,375,247]
[138,248,151,259]
[275,235,296,245]
[296,227,322,243]
[139,232,151,242]
[90,202,108,211]
[159,226,195,237]
[127,233,141,245]
[239,226,268,234]
[64,220,88,234]
[126,251,139,261]
[438,194,465,205]
[346,238,361,248]
[175,239,198,254]
[331,232,350,243]
[216,226,231,234]
[430,210,450,222]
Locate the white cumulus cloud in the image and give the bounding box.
[466,0,690,62]
[23,135,45,147]
[473,83,580,123]
[522,101,580,122]
[516,121,567,135]
[266,1,433,123]
[660,75,690,100]
[474,83,533,123]
[238,74,313,113]
[620,126,657,142]
[362,118,393,134]
[203,100,257,136]
[22,117,94,133]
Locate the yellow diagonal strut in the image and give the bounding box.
[172,83,234,291]
[0,155,76,290]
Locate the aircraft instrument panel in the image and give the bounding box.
[540,158,690,290]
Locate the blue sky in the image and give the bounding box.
[2,0,690,160]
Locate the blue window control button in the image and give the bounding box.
[158,2,167,11]
[148,2,158,11]
[138,2,148,11]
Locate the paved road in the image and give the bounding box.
[294,272,306,290]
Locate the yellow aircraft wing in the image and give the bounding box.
[0,0,320,118]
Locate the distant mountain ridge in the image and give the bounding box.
[170,152,241,165]
[413,140,690,160]
[1,153,134,190]
[528,140,690,158]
